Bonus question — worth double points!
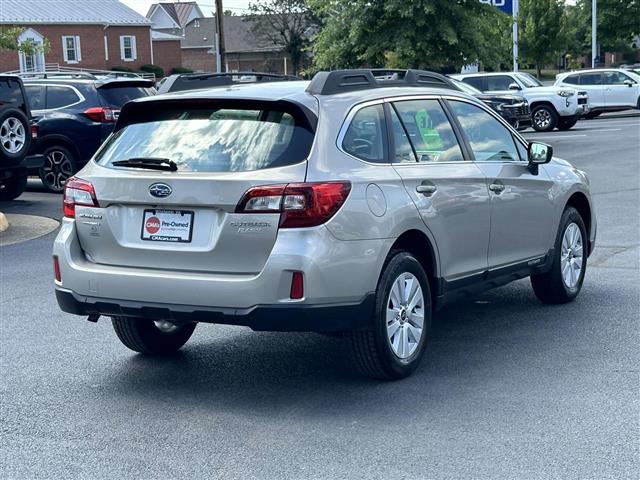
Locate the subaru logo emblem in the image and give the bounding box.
[149,183,172,198]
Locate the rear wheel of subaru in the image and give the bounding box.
[40,145,76,193]
[348,251,432,380]
[532,105,558,132]
[531,207,587,304]
[111,316,196,354]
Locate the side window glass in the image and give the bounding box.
[448,100,520,162]
[24,85,44,110]
[580,73,602,86]
[604,71,633,85]
[342,104,386,163]
[486,76,514,91]
[564,75,580,85]
[389,107,416,163]
[46,86,81,110]
[0,78,21,104]
[393,99,464,163]
[463,77,484,90]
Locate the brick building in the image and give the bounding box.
[0,0,155,72]
[151,31,183,76]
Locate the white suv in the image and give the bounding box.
[555,68,640,118]
[453,72,590,132]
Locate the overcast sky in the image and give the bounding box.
[120,0,251,16]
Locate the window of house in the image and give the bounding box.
[62,36,81,63]
[194,20,200,28]
[120,36,137,61]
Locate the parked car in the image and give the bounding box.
[156,72,299,94]
[54,69,596,380]
[22,73,155,192]
[555,68,640,118]
[452,71,590,132]
[0,75,43,200]
[450,77,531,130]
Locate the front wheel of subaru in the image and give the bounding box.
[111,316,196,354]
[348,251,432,380]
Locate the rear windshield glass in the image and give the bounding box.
[98,86,154,108]
[96,106,314,172]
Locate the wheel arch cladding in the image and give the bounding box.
[39,136,79,160]
[387,229,438,303]
[566,192,591,240]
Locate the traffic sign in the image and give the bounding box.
[479,0,513,15]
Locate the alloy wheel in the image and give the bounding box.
[0,117,26,154]
[386,272,425,359]
[560,222,584,289]
[42,150,73,192]
[533,109,552,129]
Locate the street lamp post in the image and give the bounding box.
[592,0,597,68]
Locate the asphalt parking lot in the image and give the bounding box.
[1,114,638,479]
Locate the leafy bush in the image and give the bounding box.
[171,67,194,74]
[140,64,164,78]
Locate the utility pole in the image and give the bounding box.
[591,0,597,68]
[215,0,226,72]
[513,0,519,72]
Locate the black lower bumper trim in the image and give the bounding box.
[55,289,376,332]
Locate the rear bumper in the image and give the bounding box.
[56,288,375,332]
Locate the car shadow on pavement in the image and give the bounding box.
[99,278,598,420]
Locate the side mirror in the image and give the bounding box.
[508,82,521,91]
[623,79,635,87]
[528,142,553,174]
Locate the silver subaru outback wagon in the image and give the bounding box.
[53,69,596,380]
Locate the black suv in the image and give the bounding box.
[22,74,155,192]
[0,75,43,200]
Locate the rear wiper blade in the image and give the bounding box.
[112,157,178,171]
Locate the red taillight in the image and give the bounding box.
[84,107,118,123]
[31,124,39,139]
[290,271,304,299]
[235,181,351,228]
[53,256,61,282]
[63,177,99,218]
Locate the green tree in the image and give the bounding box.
[0,27,48,55]
[309,0,510,72]
[246,0,318,75]
[518,0,564,77]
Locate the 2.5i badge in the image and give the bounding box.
[141,209,194,243]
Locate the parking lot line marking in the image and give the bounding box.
[525,135,587,139]
[594,128,623,132]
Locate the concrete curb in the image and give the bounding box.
[0,212,8,233]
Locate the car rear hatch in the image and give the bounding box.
[69,97,316,275]
[95,79,156,121]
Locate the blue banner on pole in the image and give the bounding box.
[479,0,513,15]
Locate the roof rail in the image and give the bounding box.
[306,69,456,95]
[8,71,97,80]
[161,71,300,93]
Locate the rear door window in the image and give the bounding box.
[580,73,603,85]
[97,105,314,172]
[46,85,82,110]
[392,99,464,163]
[98,86,154,108]
[486,75,515,91]
[462,76,484,90]
[0,78,23,107]
[342,104,387,163]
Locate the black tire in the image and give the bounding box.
[111,316,196,355]
[531,207,587,304]
[0,108,31,164]
[39,145,77,193]
[557,116,578,131]
[348,251,432,380]
[0,174,28,201]
[531,105,559,132]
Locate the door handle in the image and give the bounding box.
[416,185,437,196]
[489,183,505,194]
